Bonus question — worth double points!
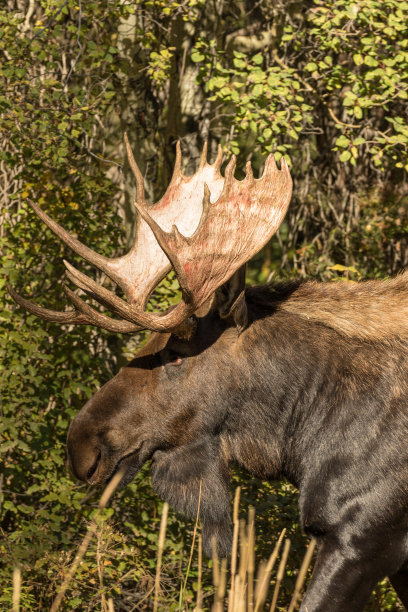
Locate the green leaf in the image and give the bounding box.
[364,55,379,67]
[233,58,246,68]
[305,62,318,72]
[191,52,205,62]
[335,135,350,148]
[252,84,264,97]
[353,106,363,119]
[252,53,263,65]
[339,150,351,161]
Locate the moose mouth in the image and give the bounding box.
[97,440,156,488]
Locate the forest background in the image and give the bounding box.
[1,0,408,609]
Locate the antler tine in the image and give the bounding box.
[132,201,173,254]
[262,153,278,175]
[7,284,143,333]
[26,199,114,280]
[280,156,290,174]
[64,260,137,322]
[62,286,142,333]
[63,260,195,332]
[173,141,183,179]
[199,141,208,168]
[7,284,88,324]
[245,161,254,185]
[214,144,223,171]
[225,154,237,176]
[220,154,237,198]
[124,133,145,203]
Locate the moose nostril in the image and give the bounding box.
[86,450,101,482]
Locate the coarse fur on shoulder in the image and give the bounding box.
[245,270,408,341]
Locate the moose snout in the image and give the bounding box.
[67,417,109,484]
[66,428,99,483]
[67,437,117,485]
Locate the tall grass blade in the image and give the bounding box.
[254,528,286,612]
[228,487,241,612]
[233,574,243,612]
[107,598,115,612]
[270,538,291,612]
[247,507,255,612]
[238,519,247,585]
[233,487,241,524]
[195,534,203,611]
[212,536,220,590]
[12,567,21,612]
[153,501,169,612]
[235,518,248,612]
[179,481,202,610]
[213,558,228,612]
[287,538,316,612]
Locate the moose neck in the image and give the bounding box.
[219,307,364,489]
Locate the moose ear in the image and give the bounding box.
[214,265,248,333]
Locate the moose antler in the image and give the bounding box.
[8,135,292,335]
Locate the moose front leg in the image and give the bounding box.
[150,435,232,557]
[300,539,383,612]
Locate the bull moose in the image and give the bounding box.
[9,136,408,611]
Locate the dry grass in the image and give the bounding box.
[208,488,316,612]
[11,481,316,611]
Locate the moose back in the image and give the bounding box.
[9,139,408,611]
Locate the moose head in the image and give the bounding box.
[9,137,292,558]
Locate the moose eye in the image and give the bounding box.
[167,351,184,366]
[161,349,185,376]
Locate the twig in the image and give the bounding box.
[327,105,361,129]
[213,558,227,611]
[22,0,36,33]
[65,0,84,84]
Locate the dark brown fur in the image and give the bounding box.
[67,277,408,611]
